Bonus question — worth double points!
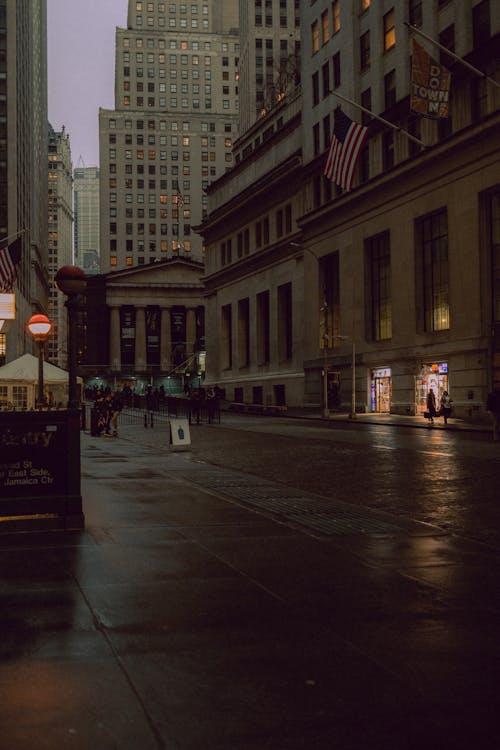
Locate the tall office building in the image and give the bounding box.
[99,0,240,272]
[47,124,73,369]
[0,0,48,361]
[238,0,301,134]
[74,166,100,273]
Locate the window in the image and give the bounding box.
[366,232,392,340]
[238,298,250,367]
[319,252,340,349]
[361,87,372,125]
[416,209,449,332]
[321,9,329,44]
[221,304,232,369]
[311,20,319,54]
[383,9,396,51]
[332,0,340,33]
[360,31,370,70]
[278,282,293,360]
[409,0,422,27]
[313,122,321,157]
[276,209,283,238]
[489,191,500,324]
[384,69,396,109]
[256,291,270,364]
[332,52,341,88]
[382,131,394,170]
[322,62,330,99]
[473,0,490,49]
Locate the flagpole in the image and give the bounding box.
[0,228,29,248]
[329,89,426,148]
[404,21,500,90]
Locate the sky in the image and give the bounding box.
[47,0,127,168]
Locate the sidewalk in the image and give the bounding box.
[283,406,492,434]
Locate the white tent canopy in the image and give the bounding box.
[0,353,82,410]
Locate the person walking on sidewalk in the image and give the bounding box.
[426,388,437,426]
[486,386,500,441]
[440,390,453,426]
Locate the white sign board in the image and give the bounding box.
[169,418,191,448]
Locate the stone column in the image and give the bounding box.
[160,307,171,372]
[135,307,146,372]
[186,307,197,355]
[109,306,121,372]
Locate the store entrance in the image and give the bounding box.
[415,362,448,415]
[370,368,392,413]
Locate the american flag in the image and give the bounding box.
[324,108,368,191]
[0,237,22,292]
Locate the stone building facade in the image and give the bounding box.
[200,0,500,419]
[83,257,205,394]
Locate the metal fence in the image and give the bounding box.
[83,396,221,435]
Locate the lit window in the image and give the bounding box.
[384,9,396,51]
[311,20,319,54]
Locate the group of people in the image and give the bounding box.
[425,388,453,426]
[426,385,500,440]
[93,389,123,437]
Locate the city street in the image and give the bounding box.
[1,413,500,749]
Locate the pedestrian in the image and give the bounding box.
[439,390,453,426]
[486,386,500,441]
[426,388,437,426]
[110,390,123,436]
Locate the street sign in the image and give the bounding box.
[169,417,191,449]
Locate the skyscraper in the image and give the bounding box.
[0,0,48,361]
[74,166,100,274]
[47,124,73,369]
[238,0,301,134]
[99,0,240,271]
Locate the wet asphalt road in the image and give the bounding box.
[185,414,500,547]
[1,413,500,749]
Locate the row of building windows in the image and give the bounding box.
[319,207,450,347]
[121,96,237,110]
[135,17,208,28]
[122,36,236,51]
[220,204,293,266]
[109,134,231,148]
[107,118,232,133]
[311,1,490,67]
[221,282,293,370]
[135,2,209,14]
[109,238,192,266]
[122,53,238,66]
[108,149,232,164]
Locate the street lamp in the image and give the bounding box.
[54,265,87,410]
[26,313,53,409]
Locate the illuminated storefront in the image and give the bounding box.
[370,367,392,413]
[415,362,448,415]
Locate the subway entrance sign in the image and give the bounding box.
[0,410,84,531]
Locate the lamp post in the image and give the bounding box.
[54,265,87,410]
[320,300,330,418]
[26,313,53,409]
[332,334,356,419]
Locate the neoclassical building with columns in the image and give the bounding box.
[82,257,205,393]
